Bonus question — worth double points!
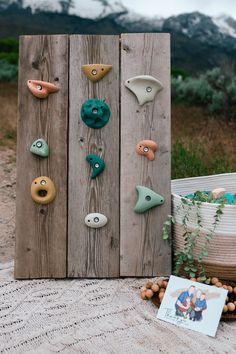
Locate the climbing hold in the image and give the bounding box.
[212,188,226,199]
[27,80,59,99]
[31,176,56,205]
[124,75,163,105]
[82,64,112,82]
[30,138,49,158]
[81,99,110,129]
[136,140,158,161]
[134,186,165,213]
[85,154,105,179]
[85,213,108,228]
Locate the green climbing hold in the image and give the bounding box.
[30,138,49,157]
[81,99,110,129]
[85,154,105,179]
[134,185,165,213]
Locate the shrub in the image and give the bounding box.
[0,60,18,81]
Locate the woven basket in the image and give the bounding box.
[171,173,236,281]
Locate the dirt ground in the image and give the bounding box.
[0,148,16,263]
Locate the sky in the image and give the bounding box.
[124,0,236,18]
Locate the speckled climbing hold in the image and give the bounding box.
[31,176,56,205]
[85,213,108,228]
[85,154,105,179]
[27,80,59,99]
[30,138,49,158]
[134,186,165,213]
[124,75,163,105]
[136,140,158,161]
[81,99,110,129]
[82,64,112,82]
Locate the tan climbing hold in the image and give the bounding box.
[31,176,56,205]
[212,188,226,199]
[136,140,158,161]
[81,64,112,82]
[27,80,59,99]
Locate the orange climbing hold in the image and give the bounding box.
[31,176,56,205]
[27,80,59,99]
[136,140,158,161]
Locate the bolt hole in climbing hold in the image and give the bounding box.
[54,77,59,81]
[146,86,152,92]
[92,108,98,114]
[37,85,43,91]
[143,146,149,153]
[145,195,151,201]
[40,180,47,185]
[94,163,100,169]
[40,208,46,215]
[38,190,47,197]
[94,217,99,223]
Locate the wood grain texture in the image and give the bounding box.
[120,33,171,276]
[15,35,68,278]
[68,35,120,277]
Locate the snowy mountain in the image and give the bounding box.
[1,0,236,74]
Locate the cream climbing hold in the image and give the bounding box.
[212,188,226,199]
[82,64,112,82]
[31,176,56,205]
[134,185,165,213]
[136,140,158,161]
[30,138,49,158]
[27,80,59,99]
[84,213,108,228]
[124,75,163,105]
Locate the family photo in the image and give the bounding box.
[175,285,207,321]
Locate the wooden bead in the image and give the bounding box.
[215,282,223,288]
[222,285,228,290]
[140,286,147,292]
[223,305,228,313]
[233,287,236,294]
[159,292,165,300]
[227,302,236,312]
[227,286,233,293]
[146,289,154,299]
[159,288,165,293]
[163,281,168,288]
[225,296,229,303]
[196,277,202,283]
[146,281,153,289]
[211,277,219,285]
[151,284,159,292]
[157,279,164,287]
[234,301,236,306]
[140,291,146,300]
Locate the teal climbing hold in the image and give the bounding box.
[30,138,49,157]
[134,186,165,213]
[86,154,105,179]
[80,99,110,129]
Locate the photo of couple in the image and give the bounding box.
[175,285,207,321]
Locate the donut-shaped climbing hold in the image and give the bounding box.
[80,99,110,129]
[27,80,59,99]
[31,176,56,205]
[136,140,158,161]
[82,64,112,82]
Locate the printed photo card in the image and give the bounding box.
[157,275,228,337]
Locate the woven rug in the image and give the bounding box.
[0,262,236,354]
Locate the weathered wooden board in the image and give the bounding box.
[15,35,68,278]
[120,33,171,276]
[68,35,120,277]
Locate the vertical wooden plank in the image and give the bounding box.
[120,33,171,276]
[15,35,68,278]
[68,35,120,277]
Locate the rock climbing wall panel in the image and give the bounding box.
[120,33,171,277]
[15,34,171,279]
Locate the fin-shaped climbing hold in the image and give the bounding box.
[124,75,163,105]
[31,176,56,205]
[136,140,158,161]
[27,80,59,99]
[30,138,49,158]
[85,213,108,228]
[82,64,112,82]
[81,99,110,129]
[86,154,105,179]
[134,185,165,213]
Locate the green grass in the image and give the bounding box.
[172,141,236,179]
